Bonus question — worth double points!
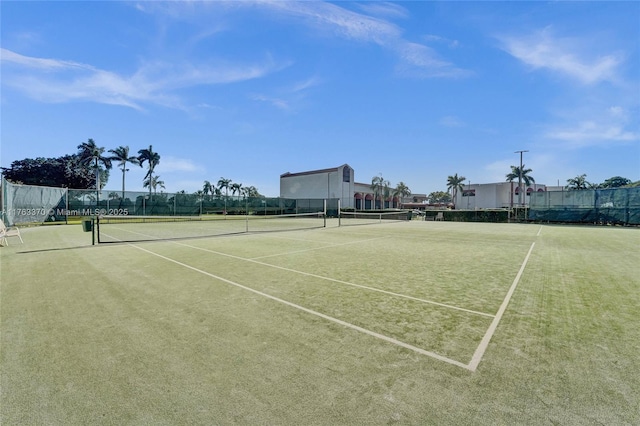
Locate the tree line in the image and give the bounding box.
[369,175,411,208]
[3,143,635,206]
[1,138,263,199]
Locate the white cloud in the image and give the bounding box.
[355,2,409,20]
[546,122,638,147]
[498,28,623,84]
[1,48,287,110]
[290,76,321,93]
[283,2,469,78]
[251,76,321,111]
[424,34,460,49]
[251,94,291,110]
[544,106,639,148]
[1,48,89,71]
[151,1,469,79]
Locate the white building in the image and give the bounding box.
[280,164,356,208]
[280,164,556,210]
[280,164,404,209]
[454,182,552,209]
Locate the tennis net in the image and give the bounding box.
[95,212,326,243]
[338,210,411,227]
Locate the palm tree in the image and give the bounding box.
[109,145,141,200]
[231,182,242,198]
[217,177,232,214]
[242,186,261,198]
[217,177,232,197]
[77,138,112,202]
[566,174,591,190]
[143,175,165,194]
[382,181,392,209]
[446,173,466,209]
[203,180,214,200]
[370,175,389,209]
[393,182,411,209]
[138,145,161,198]
[506,165,535,206]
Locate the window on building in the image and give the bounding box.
[343,167,351,182]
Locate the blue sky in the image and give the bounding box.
[2,1,638,196]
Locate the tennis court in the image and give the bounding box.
[1,219,638,424]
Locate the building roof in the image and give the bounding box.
[280,164,351,178]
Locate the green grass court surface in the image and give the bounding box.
[1,219,638,424]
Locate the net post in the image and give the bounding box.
[91,217,95,245]
[323,199,327,228]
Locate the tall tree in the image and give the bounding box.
[109,145,140,200]
[566,174,591,190]
[393,182,411,208]
[231,182,242,198]
[1,155,95,188]
[506,165,535,206]
[203,180,214,200]
[242,186,261,198]
[138,145,161,197]
[600,176,631,188]
[77,138,112,201]
[370,175,389,209]
[217,177,232,197]
[446,173,466,209]
[143,175,165,194]
[505,165,535,186]
[217,177,232,213]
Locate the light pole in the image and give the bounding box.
[515,150,528,206]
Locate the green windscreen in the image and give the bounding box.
[529,187,640,225]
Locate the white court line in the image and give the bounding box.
[467,241,536,372]
[104,228,541,371]
[129,243,471,371]
[537,225,543,237]
[175,242,495,318]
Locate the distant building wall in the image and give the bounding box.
[280,164,355,208]
[455,182,548,209]
[280,165,406,210]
